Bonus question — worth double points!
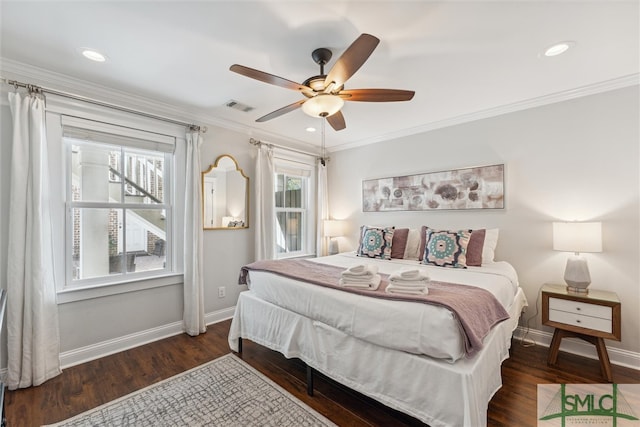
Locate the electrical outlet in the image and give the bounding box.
[218,287,226,298]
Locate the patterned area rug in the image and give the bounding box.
[46,353,337,427]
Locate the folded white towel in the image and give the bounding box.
[386,282,429,295]
[339,274,381,291]
[399,268,421,279]
[346,264,366,274]
[388,282,428,291]
[343,264,378,277]
[389,268,429,283]
[389,278,429,288]
[388,276,430,285]
[340,275,376,284]
[387,288,428,296]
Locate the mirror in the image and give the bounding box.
[202,155,249,230]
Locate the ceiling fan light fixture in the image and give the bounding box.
[301,94,344,118]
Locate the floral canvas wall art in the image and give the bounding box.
[362,164,504,212]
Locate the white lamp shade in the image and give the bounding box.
[553,222,602,253]
[302,94,344,118]
[323,220,344,237]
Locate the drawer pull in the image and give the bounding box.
[576,319,581,323]
[576,307,581,311]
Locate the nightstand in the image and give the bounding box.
[541,284,621,382]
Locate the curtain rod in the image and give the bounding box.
[1,77,206,133]
[249,137,322,159]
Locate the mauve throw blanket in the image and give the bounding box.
[239,259,510,356]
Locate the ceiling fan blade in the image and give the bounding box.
[256,99,306,122]
[339,89,415,102]
[324,34,380,88]
[230,64,310,92]
[326,111,346,131]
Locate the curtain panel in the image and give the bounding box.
[183,131,206,336]
[254,144,275,260]
[6,91,62,389]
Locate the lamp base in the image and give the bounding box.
[328,238,339,256]
[564,255,591,294]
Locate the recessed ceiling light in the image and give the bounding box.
[543,41,575,57]
[306,127,316,132]
[80,48,107,62]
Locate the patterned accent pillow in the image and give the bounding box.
[422,229,472,268]
[357,226,395,259]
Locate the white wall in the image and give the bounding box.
[328,87,640,356]
[199,127,253,314]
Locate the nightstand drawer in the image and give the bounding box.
[548,309,612,333]
[548,297,612,320]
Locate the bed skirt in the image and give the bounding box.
[228,287,528,427]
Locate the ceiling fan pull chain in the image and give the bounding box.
[321,118,327,166]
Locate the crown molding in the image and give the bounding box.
[0,58,310,149]
[331,73,640,152]
[3,58,637,153]
[1,58,200,121]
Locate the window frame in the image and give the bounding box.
[44,94,186,304]
[273,155,316,259]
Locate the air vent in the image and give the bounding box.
[225,100,255,113]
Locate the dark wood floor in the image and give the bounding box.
[5,319,640,427]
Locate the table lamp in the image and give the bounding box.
[324,220,344,255]
[553,221,602,293]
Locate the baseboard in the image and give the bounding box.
[513,326,640,371]
[59,306,236,369]
[6,317,637,378]
[204,306,236,326]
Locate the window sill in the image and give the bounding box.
[56,273,184,304]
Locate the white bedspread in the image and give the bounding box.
[244,252,520,361]
[229,288,528,427]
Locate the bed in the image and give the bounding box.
[228,229,528,427]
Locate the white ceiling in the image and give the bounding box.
[1,1,638,150]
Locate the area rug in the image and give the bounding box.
[46,353,337,427]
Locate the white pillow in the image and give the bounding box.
[403,228,422,260]
[482,228,500,264]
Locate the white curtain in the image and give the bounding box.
[6,91,62,389]
[183,131,206,336]
[316,159,329,257]
[254,144,275,260]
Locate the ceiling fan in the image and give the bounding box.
[229,33,415,131]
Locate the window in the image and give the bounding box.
[274,159,315,258]
[63,117,174,288]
